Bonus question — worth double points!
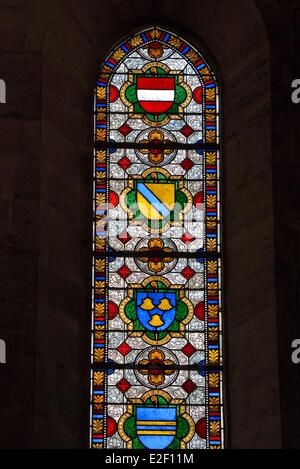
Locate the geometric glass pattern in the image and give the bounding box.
[90,26,224,449]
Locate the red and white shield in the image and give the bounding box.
[137,77,175,114]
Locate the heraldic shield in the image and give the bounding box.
[136,291,176,331]
[136,406,177,449]
[136,182,175,221]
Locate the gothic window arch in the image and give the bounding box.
[90,26,223,450]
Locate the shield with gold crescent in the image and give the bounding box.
[137,182,175,221]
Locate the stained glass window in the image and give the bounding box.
[90,27,224,450]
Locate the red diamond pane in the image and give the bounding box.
[118,230,131,245]
[117,342,132,357]
[118,123,133,136]
[180,158,195,171]
[116,378,131,393]
[118,156,132,170]
[182,266,195,280]
[180,124,194,137]
[181,232,195,245]
[182,379,197,394]
[118,264,132,279]
[182,343,197,357]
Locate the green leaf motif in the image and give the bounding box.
[175,190,187,209]
[175,84,187,104]
[177,416,190,439]
[124,415,137,438]
[125,84,138,103]
[125,300,136,321]
[176,301,188,321]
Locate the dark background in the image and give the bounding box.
[0,0,300,449]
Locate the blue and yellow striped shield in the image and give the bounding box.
[136,407,177,449]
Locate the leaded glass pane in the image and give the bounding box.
[90,27,224,450]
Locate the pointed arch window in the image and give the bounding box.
[90,27,224,450]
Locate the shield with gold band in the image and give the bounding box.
[136,406,177,449]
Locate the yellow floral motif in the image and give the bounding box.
[207,221,217,230]
[209,396,220,406]
[210,421,220,436]
[210,406,220,414]
[97,128,106,141]
[207,238,217,251]
[97,87,106,100]
[95,281,105,295]
[206,130,216,143]
[96,213,106,224]
[186,49,199,63]
[112,48,126,61]
[150,29,161,39]
[97,112,106,121]
[94,394,104,404]
[206,110,216,123]
[94,371,104,386]
[98,74,108,82]
[94,330,105,340]
[101,65,113,74]
[93,407,102,413]
[207,174,217,186]
[168,36,182,48]
[96,193,105,205]
[206,88,215,101]
[208,326,218,336]
[95,259,105,272]
[208,304,218,317]
[208,260,218,274]
[93,419,103,433]
[95,280,105,288]
[206,152,217,165]
[96,151,106,163]
[207,195,217,208]
[94,348,104,362]
[200,67,210,79]
[209,332,219,342]
[95,303,105,317]
[130,35,143,47]
[96,171,106,180]
[95,237,105,250]
[209,373,219,388]
[209,349,219,364]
